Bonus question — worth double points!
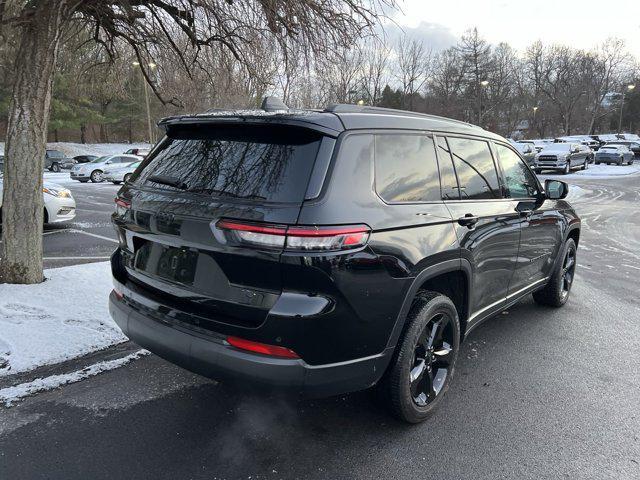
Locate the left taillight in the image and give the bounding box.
[215,219,370,252]
[114,198,131,216]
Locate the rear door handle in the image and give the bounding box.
[457,213,479,228]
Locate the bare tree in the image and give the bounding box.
[0,0,394,284]
[395,35,431,110]
[361,39,390,105]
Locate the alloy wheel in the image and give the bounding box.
[410,312,454,407]
[560,246,576,300]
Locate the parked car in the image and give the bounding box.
[44,149,75,172]
[590,133,621,146]
[555,135,600,151]
[103,161,141,184]
[594,145,635,165]
[604,141,640,158]
[513,142,537,166]
[617,133,640,143]
[109,101,581,423]
[73,155,98,164]
[0,155,4,172]
[0,177,75,224]
[70,154,141,183]
[534,143,590,174]
[124,148,150,158]
[516,139,548,153]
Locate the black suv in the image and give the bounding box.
[109,101,580,423]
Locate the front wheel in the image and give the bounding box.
[533,238,577,307]
[51,163,61,173]
[90,170,104,183]
[382,291,460,423]
[582,159,588,170]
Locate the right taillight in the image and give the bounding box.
[215,219,370,252]
[114,197,131,216]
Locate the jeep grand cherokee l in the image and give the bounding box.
[109,101,580,423]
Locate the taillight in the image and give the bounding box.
[114,198,131,216]
[226,336,299,359]
[215,219,370,252]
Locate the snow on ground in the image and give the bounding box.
[539,161,640,180]
[0,350,148,407]
[0,142,151,157]
[0,262,126,377]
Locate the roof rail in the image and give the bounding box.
[324,104,474,127]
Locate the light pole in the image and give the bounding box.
[478,80,489,125]
[133,61,157,144]
[532,106,538,135]
[618,83,635,133]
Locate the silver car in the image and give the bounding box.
[70,154,141,183]
[103,161,141,184]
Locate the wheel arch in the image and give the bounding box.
[385,258,472,352]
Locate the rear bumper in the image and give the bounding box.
[109,289,390,397]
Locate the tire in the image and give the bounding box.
[124,173,132,183]
[51,163,61,173]
[382,291,460,423]
[533,238,577,308]
[90,170,104,183]
[112,181,121,185]
[581,159,588,170]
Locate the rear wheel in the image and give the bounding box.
[90,170,104,183]
[533,238,577,307]
[382,291,460,423]
[51,163,61,173]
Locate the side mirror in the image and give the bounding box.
[545,179,568,200]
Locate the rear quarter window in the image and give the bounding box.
[374,134,441,203]
[134,124,323,203]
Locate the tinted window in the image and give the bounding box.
[447,137,501,199]
[374,134,440,202]
[47,150,63,158]
[135,125,322,203]
[495,144,539,198]
[436,136,460,200]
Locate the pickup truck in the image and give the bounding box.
[44,150,75,172]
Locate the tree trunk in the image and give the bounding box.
[0,1,69,284]
[80,124,86,144]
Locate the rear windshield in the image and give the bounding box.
[133,124,323,203]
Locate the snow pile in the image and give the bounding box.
[556,162,640,179]
[0,142,151,158]
[0,262,126,377]
[0,350,148,406]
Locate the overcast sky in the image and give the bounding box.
[388,0,640,57]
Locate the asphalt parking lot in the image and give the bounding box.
[37,173,119,268]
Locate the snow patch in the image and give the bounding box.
[0,142,151,157]
[0,262,126,377]
[539,162,640,180]
[0,350,149,406]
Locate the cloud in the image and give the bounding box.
[379,21,458,52]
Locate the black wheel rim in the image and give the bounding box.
[410,312,454,407]
[561,246,576,299]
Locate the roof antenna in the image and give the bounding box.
[261,96,289,112]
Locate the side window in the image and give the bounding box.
[435,136,460,200]
[374,134,441,203]
[446,137,501,199]
[495,144,540,199]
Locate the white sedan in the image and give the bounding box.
[103,161,141,184]
[0,179,76,224]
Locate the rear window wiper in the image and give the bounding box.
[185,187,266,200]
[147,174,188,190]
